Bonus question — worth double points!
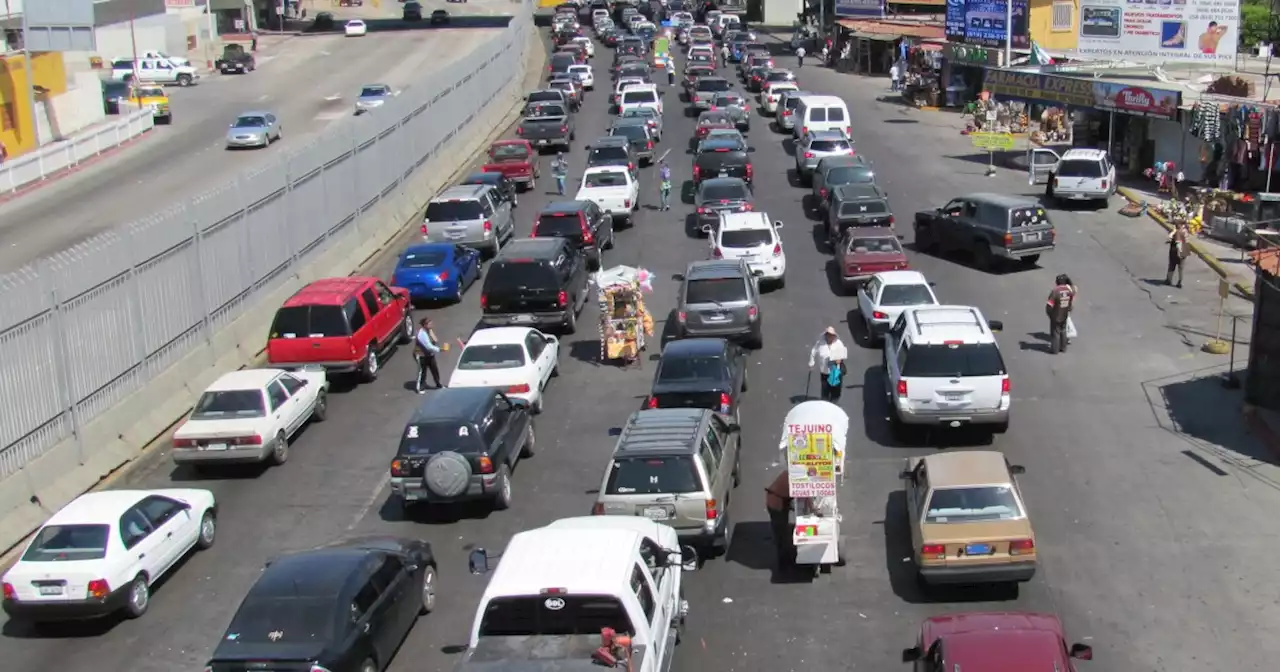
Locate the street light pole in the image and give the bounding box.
[1003,0,1013,67]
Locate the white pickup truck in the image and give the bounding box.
[116,50,191,67]
[461,516,694,672]
[576,166,639,226]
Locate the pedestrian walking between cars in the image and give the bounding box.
[552,152,569,196]
[808,327,848,402]
[415,318,444,393]
[659,159,672,211]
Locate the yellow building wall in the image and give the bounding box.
[0,53,69,157]
[1029,0,1078,52]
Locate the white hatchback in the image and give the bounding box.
[706,211,787,288]
[856,270,939,343]
[449,327,560,413]
[571,36,595,58]
[2,488,217,623]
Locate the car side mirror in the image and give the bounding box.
[405,562,419,572]
[751,270,764,277]
[773,220,784,228]
[1069,643,1093,660]
[1009,464,1026,475]
[987,320,1004,332]
[671,273,685,281]
[898,469,916,482]
[678,544,698,571]
[468,548,492,575]
[747,146,756,152]
[902,646,923,662]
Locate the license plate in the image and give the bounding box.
[38,585,63,596]
[965,543,992,555]
[718,171,729,178]
[446,232,464,239]
[203,443,228,451]
[510,315,535,324]
[1024,232,1042,242]
[643,507,670,521]
[706,312,727,321]
[537,139,549,145]
[942,392,964,402]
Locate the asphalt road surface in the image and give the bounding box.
[0,1,509,274]
[3,29,1278,672]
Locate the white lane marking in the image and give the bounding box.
[347,472,392,531]
[257,94,270,102]
[323,93,343,101]
[314,111,348,121]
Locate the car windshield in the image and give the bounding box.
[233,116,267,128]
[485,262,558,292]
[701,139,744,152]
[902,343,1006,377]
[425,200,483,221]
[537,212,583,235]
[697,79,730,92]
[1057,159,1104,178]
[136,87,164,98]
[590,146,629,162]
[458,344,527,370]
[622,91,657,104]
[809,140,851,152]
[925,486,1023,523]
[686,277,747,303]
[721,229,772,248]
[701,184,748,201]
[271,305,350,338]
[623,108,655,119]
[227,598,337,642]
[192,390,265,419]
[359,86,388,97]
[658,355,726,382]
[840,200,890,217]
[606,455,701,494]
[479,596,632,637]
[879,284,934,306]
[527,91,562,104]
[767,72,795,81]
[400,249,449,268]
[827,166,874,185]
[525,103,566,117]
[22,524,109,562]
[611,126,647,141]
[584,171,629,187]
[400,422,480,455]
[848,237,899,253]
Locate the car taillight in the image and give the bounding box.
[227,435,262,446]
[693,165,701,179]
[705,498,718,521]
[747,305,758,320]
[801,126,808,134]
[560,126,568,133]
[480,293,488,309]
[743,203,754,211]
[710,105,717,110]
[921,544,945,559]
[557,290,568,307]
[591,502,605,515]
[696,207,707,214]
[172,437,196,448]
[390,459,408,477]
[804,152,814,159]
[872,311,888,320]
[888,215,895,224]
[1009,539,1035,554]
[516,126,523,136]
[1001,377,1011,394]
[484,220,492,234]
[623,199,632,209]
[438,271,449,280]
[718,392,731,413]
[712,247,723,258]
[897,380,908,397]
[677,310,687,323]
[772,242,782,257]
[507,383,531,394]
[87,579,110,600]
[819,188,828,198]
[1003,232,1013,245]
[2,582,14,600]
[478,456,494,474]
[782,109,792,116]
[646,140,653,149]
[421,223,429,237]
[646,396,659,409]
[1100,179,1108,189]
[745,164,753,179]
[846,126,852,136]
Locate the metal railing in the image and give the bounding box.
[0,9,532,479]
[0,109,155,195]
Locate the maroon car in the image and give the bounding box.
[902,612,1093,671]
[481,140,539,191]
[837,231,908,292]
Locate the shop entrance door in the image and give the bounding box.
[1027,148,1060,185]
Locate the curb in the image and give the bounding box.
[1116,186,1255,301]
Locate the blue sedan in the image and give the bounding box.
[391,243,481,303]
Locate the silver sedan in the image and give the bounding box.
[225,111,282,149]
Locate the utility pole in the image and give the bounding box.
[1003,0,1012,67]
[18,9,39,149]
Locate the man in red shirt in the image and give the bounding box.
[1045,274,1075,354]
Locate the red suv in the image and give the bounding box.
[902,612,1092,671]
[267,277,413,382]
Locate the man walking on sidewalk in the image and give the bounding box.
[796,45,806,68]
[1166,222,1190,288]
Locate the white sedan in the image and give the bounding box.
[449,327,560,413]
[568,64,594,90]
[571,36,595,58]
[1,488,217,622]
[345,19,368,36]
[171,368,328,467]
[856,270,940,343]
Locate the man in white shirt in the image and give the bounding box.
[808,326,848,402]
[889,62,901,91]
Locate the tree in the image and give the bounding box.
[1241,2,1270,49]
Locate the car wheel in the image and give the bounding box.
[1021,254,1040,267]
[716,514,733,558]
[312,391,328,421]
[563,308,577,335]
[521,422,536,457]
[360,345,379,382]
[399,313,414,344]
[512,191,519,208]
[124,575,150,619]
[197,510,217,549]
[973,242,993,270]
[359,659,377,672]
[269,431,289,465]
[419,565,437,614]
[177,73,192,86]
[492,466,514,510]
[732,458,741,487]
[531,395,543,415]
[993,421,1010,435]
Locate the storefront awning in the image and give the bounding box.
[836,19,946,40]
[850,32,896,41]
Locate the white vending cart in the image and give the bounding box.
[779,401,848,574]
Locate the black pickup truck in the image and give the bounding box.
[215,44,255,74]
[517,101,575,152]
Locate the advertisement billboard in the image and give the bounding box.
[1077,0,1238,63]
[946,0,1029,50]
[835,0,886,18]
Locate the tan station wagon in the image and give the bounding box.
[899,450,1036,587]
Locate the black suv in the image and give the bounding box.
[388,387,534,513]
[811,155,876,215]
[460,171,519,209]
[693,135,753,185]
[647,338,749,422]
[825,183,894,247]
[533,200,614,270]
[913,192,1056,269]
[587,136,639,176]
[479,238,590,333]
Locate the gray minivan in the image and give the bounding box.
[422,184,515,257]
[673,259,763,349]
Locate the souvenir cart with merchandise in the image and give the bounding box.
[594,265,655,365]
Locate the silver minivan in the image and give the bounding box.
[422,184,514,257]
[673,259,763,349]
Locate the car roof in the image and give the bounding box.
[661,337,729,358]
[924,611,1064,640]
[686,258,749,280]
[922,450,1012,488]
[833,183,885,200]
[45,490,150,525]
[208,369,284,390]
[435,183,490,202]
[614,409,709,456]
[541,200,588,214]
[283,276,378,307]
[407,387,495,425]
[873,270,928,286]
[496,237,568,259]
[942,627,1064,670]
[465,326,537,346]
[480,527,641,601]
[719,211,770,231]
[960,192,1038,208]
[903,305,998,346]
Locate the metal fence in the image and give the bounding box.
[0,108,155,195]
[0,10,531,480]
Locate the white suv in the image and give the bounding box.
[706,211,786,288]
[883,305,1010,439]
[1044,148,1116,206]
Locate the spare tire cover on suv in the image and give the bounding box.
[426,452,472,497]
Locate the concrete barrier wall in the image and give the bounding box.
[0,8,546,554]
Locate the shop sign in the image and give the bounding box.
[984,71,1182,119]
[971,132,1017,151]
[945,0,1030,50]
[165,0,197,7]
[786,428,836,498]
[1092,82,1180,120]
[1076,0,1238,64]
[835,0,885,18]
[946,43,1000,67]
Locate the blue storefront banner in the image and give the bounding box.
[945,0,1029,50]
[835,0,885,19]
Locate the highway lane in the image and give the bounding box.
[4,29,1280,672]
[0,16,506,274]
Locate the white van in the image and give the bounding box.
[712,13,740,36]
[793,94,852,139]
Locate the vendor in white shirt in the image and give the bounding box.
[808,326,848,403]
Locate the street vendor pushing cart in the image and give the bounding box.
[776,401,848,574]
